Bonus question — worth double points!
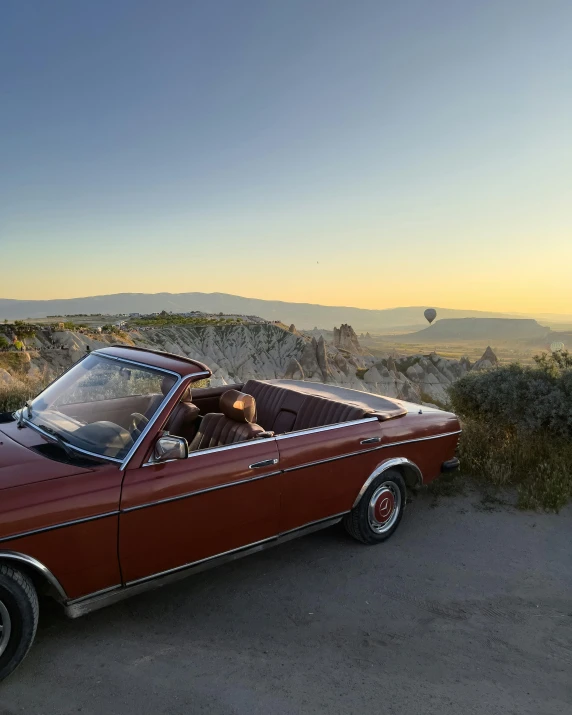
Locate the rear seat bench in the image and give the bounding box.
[241,380,369,434]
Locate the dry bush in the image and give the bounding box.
[457,419,572,510]
[450,351,572,510]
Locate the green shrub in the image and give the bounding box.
[449,351,572,510]
[449,352,572,440]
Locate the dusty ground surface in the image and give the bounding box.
[1,486,571,715]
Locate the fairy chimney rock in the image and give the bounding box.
[333,324,361,352]
[472,346,498,370]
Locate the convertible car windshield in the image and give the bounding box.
[21,354,176,460]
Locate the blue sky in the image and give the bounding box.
[1,0,571,311]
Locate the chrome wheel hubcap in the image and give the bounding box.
[0,601,11,658]
[368,482,401,534]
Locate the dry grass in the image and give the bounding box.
[458,419,572,511]
[0,377,48,414]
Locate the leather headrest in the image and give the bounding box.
[220,390,256,423]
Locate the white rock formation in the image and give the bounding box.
[472,346,498,370]
[3,322,481,408]
[333,324,361,352]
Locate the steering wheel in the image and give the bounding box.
[130,412,149,437]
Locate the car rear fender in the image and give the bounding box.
[352,457,423,508]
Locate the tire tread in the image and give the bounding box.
[0,563,39,681]
[344,469,406,544]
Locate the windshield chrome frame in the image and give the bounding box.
[19,352,206,469]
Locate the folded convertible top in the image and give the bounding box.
[265,380,408,421]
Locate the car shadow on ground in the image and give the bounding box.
[33,480,513,641]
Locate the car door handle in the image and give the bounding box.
[360,436,381,444]
[249,458,279,469]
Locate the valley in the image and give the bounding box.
[1,315,507,410]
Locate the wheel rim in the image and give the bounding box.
[0,600,12,658]
[368,482,401,534]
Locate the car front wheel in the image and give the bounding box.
[0,564,39,682]
[344,469,406,544]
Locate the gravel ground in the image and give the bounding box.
[1,486,571,715]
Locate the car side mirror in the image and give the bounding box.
[154,434,188,462]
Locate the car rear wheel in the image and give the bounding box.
[344,469,406,544]
[0,564,39,682]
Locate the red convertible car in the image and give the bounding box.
[0,346,460,680]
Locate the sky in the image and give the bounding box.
[1,0,571,313]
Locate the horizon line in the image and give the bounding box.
[3,290,572,319]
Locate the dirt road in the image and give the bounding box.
[2,488,571,714]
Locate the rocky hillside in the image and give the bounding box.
[0,322,499,408]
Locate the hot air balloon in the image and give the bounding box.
[550,341,565,352]
[424,308,437,325]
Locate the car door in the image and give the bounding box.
[275,417,382,533]
[119,438,281,584]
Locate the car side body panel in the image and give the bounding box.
[118,439,281,584]
[0,457,123,600]
[0,348,462,614]
[276,418,383,532]
[0,516,121,599]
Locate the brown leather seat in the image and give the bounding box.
[164,387,200,442]
[189,390,264,451]
[241,380,302,432]
[241,379,368,433]
[292,394,366,430]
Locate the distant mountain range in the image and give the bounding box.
[2,292,572,334]
[393,318,553,343]
[0,291,556,333]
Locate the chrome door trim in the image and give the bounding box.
[275,417,378,439]
[0,551,69,602]
[381,430,462,449]
[140,426,460,468]
[141,428,461,477]
[63,513,346,619]
[281,446,380,473]
[352,457,424,507]
[122,471,282,513]
[0,511,119,544]
[276,430,461,474]
[142,434,279,466]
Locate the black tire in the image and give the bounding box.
[0,564,39,683]
[344,469,406,544]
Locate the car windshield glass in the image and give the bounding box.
[22,354,177,460]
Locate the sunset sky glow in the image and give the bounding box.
[1,1,571,313]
